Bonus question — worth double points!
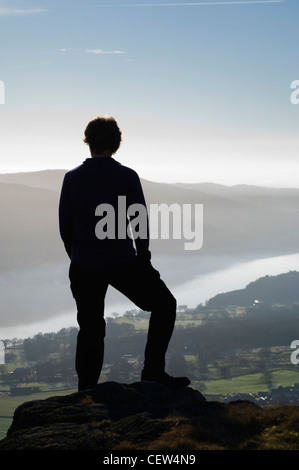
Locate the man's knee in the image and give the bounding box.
[77,316,106,339]
[151,290,177,316]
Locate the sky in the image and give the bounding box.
[0,0,298,187]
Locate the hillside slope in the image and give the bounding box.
[0,170,298,269]
[206,271,299,307]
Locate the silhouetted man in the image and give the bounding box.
[59,116,190,391]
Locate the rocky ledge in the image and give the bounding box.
[0,381,224,451]
[2,380,299,451]
[0,380,272,452]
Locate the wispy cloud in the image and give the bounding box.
[86,49,125,55]
[98,1,283,7]
[0,8,45,16]
[60,48,126,55]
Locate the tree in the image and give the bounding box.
[0,364,6,377]
[168,353,188,377]
[106,358,134,382]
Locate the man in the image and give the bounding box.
[59,116,190,391]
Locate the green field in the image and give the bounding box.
[0,388,77,437]
[112,312,205,330]
[200,369,299,396]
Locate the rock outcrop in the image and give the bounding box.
[0,381,222,451]
[3,381,299,451]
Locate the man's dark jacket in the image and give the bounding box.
[59,157,151,267]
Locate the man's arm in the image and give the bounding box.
[58,174,73,258]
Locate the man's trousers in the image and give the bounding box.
[69,258,177,391]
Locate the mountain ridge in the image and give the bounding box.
[206,270,299,307]
[0,169,298,270]
[1,168,299,193]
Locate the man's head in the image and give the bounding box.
[83,116,122,156]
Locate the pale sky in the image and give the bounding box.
[0,0,298,187]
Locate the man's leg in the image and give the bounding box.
[69,263,108,391]
[109,258,190,389]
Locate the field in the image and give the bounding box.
[200,369,299,396]
[0,388,77,436]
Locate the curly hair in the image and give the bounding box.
[83,116,122,155]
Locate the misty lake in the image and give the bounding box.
[1,252,299,340]
[173,252,299,308]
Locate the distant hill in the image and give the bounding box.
[0,169,298,269]
[206,271,299,307]
[0,169,66,192]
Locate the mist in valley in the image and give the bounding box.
[0,169,298,339]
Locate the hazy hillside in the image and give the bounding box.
[0,169,298,330]
[206,271,299,307]
[0,169,66,193]
[0,169,298,269]
[0,182,65,269]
